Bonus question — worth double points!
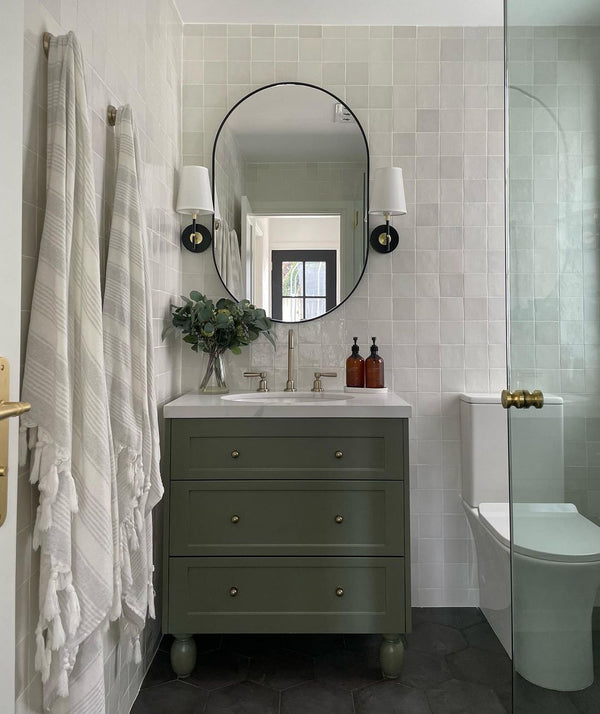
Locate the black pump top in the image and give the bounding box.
[370,337,378,354]
[351,337,360,356]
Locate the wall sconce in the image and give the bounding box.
[369,167,407,254]
[176,165,214,253]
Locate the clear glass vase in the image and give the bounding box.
[199,350,228,394]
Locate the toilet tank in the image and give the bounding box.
[460,393,564,507]
[460,394,509,507]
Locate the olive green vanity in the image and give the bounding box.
[162,392,411,679]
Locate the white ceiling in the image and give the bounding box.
[174,0,503,26]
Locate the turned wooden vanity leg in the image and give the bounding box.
[170,634,197,678]
[380,633,404,679]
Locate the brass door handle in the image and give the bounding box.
[335,450,343,459]
[501,389,544,409]
[229,586,239,597]
[335,514,343,524]
[0,358,32,528]
[231,515,240,524]
[0,400,31,421]
[231,450,240,459]
[336,587,344,597]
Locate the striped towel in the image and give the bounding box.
[103,105,163,664]
[20,32,115,713]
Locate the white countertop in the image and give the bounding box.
[164,390,412,419]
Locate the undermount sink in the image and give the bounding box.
[221,391,353,405]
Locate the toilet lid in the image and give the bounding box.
[478,502,600,563]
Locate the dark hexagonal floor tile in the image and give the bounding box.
[426,678,506,714]
[400,649,452,690]
[593,632,600,676]
[568,678,600,714]
[463,622,506,654]
[493,681,512,714]
[412,607,484,631]
[187,650,250,691]
[131,680,206,714]
[513,674,580,714]
[407,622,467,656]
[447,646,511,689]
[315,648,382,691]
[204,681,279,714]
[221,634,283,657]
[141,649,177,689]
[281,680,354,714]
[354,681,431,714]
[284,633,345,657]
[248,649,314,691]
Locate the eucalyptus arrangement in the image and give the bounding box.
[169,291,275,393]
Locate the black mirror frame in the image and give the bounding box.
[211,81,370,324]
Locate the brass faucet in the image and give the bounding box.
[284,329,296,392]
[311,372,337,392]
[244,372,269,392]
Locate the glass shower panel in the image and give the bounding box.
[506,0,600,709]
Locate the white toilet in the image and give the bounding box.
[460,392,600,692]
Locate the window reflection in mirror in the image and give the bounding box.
[212,83,369,323]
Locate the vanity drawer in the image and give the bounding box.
[170,418,406,480]
[169,480,404,556]
[167,556,405,633]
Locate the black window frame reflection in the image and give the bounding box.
[271,250,337,321]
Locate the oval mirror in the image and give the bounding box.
[212,82,369,323]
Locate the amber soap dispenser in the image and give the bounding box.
[346,337,365,387]
[365,337,384,388]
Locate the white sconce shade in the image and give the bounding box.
[177,166,214,253]
[370,167,407,216]
[176,165,214,216]
[368,167,407,253]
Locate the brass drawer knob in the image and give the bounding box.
[336,587,344,597]
[231,450,240,459]
[229,586,239,597]
[231,515,240,524]
[335,515,343,524]
[335,450,343,459]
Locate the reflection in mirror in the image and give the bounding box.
[212,83,369,323]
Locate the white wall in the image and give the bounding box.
[0,1,24,711]
[181,23,507,607]
[18,1,182,712]
[508,25,600,522]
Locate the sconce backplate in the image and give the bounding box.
[369,224,399,254]
[181,223,212,253]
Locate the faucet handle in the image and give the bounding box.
[311,372,337,393]
[244,372,269,392]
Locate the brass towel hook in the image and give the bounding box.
[42,32,53,58]
[107,105,117,127]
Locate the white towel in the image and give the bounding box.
[102,105,163,664]
[20,32,115,713]
[216,222,243,299]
